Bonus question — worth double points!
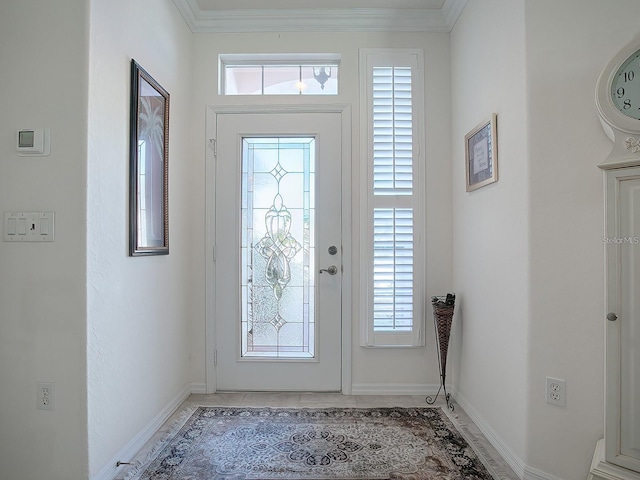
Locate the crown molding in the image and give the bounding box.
[172,0,467,33]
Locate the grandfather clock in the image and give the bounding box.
[590,34,640,480]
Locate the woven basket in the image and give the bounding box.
[432,300,455,378]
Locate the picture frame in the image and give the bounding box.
[129,59,169,256]
[465,114,498,192]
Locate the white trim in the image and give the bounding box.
[358,48,426,348]
[453,389,527,480]
[172,0,467,33]
[190,382,207,395]
[524,466,565,480]
[90,384,192,480]
[441,0,467,30]
[206,104,350,115]
[589,439,640,480]
[351,383,440,396]
[205,106,217,394]
[205,104,352,395]
[220,53,342,66]
[339,106,353,396]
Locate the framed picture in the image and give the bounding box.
[465,114,498,192]
[129,59,169,256]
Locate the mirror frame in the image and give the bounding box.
[129,59,169,256]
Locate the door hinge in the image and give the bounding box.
[212,245,216,262]
[214,349,218,367]
[209,138,217,157]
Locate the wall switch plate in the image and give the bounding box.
[4,212,54,242]
[37,382,55,410]
[546,377,566,407]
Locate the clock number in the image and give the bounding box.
[624,70,635,82]
[617,87,625,98]
[624,99,632,110]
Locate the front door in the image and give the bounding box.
[213,112,343,391]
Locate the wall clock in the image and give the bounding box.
[596,34,640,169]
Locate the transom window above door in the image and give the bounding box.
[219,54,340,95]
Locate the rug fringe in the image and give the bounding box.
[123,406,198,480]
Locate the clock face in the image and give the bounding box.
[611,48,640,120]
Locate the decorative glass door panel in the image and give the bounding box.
[241,138,316,358]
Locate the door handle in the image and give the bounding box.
[319,265,338,275]
[606,312,618,322]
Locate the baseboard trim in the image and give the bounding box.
[351,383,441,396]
[91,384,192,480]
[589,438,640,480]
[190,382,207,394]
[524,466,565,480]
[453,389,527,479]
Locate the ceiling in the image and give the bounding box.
[172,0,466,33]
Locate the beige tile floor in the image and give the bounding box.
[117,393,519,480]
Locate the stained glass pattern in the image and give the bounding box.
[241,138,315,358]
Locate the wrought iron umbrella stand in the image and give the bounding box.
[426,294,455,411]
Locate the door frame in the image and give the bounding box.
[205,104,352,394]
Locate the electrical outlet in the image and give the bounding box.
[546,377,565,407]
[37,382,55,410]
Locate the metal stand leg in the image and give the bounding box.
[426,374,454,411]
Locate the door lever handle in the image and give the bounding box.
[319,265,338,275]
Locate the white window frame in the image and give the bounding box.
[359,48,426,347]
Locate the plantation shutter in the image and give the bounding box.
[372,67,413,196]
[360,50,425,347]
[372,208,414,332]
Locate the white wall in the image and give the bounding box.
[189,31,453,392]
[87,0,194,476]
[0,1,90,479]
[451,0,530,472]
[453,1,640,479]
[525,1,640,479]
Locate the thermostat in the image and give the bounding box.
[16,128,50,156]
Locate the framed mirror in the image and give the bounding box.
[129,59,169,256]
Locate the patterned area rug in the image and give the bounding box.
[125,407,498,480]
